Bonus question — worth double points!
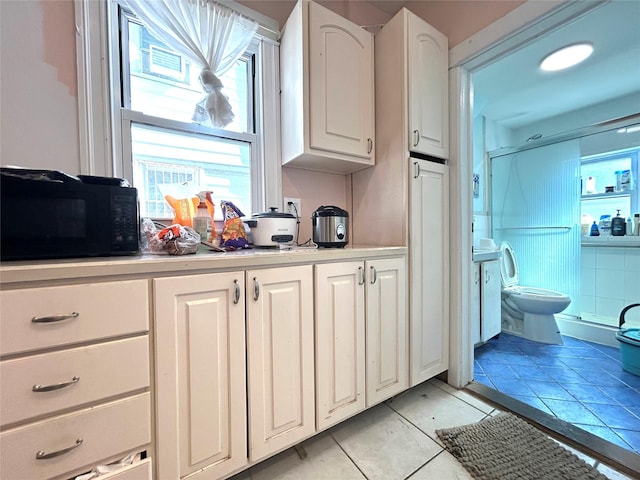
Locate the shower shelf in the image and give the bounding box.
[582,236,640,247]
[581,191,633,200]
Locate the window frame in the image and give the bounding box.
[580,147,639,220]
[75,0,282,216]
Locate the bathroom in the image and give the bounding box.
[469,0,640,454]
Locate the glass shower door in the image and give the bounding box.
[490,139,581,316]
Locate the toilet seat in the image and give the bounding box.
[499,241,518,287]
[504,286,570,302]
[499,242,569,300]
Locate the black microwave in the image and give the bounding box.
[1,168,140,261]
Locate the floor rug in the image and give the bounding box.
[436,412,609,480]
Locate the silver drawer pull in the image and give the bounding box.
[253,277,260,301]
[358,267,365,286]
[413,130,420,147]
[31,312,79,323]
[370,266,377,284]
[33,376,80,392]
[233,279,241,304]
[36,438,83,460]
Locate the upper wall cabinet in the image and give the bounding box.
[280,0,375,174]
[407,12,448,159]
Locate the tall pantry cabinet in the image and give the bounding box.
[352,8,449,386]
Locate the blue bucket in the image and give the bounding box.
[616,304,640,377]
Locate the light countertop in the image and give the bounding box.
[472,249,502,262]
[0,245,407,287]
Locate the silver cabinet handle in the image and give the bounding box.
[253,277,260,301]
[370,266,377,284]
[413,162,421,179]
[33,376,80,392]
[233,279,240,304]
[413,130,420,147]
[36,438,83,460]
[31,312,79,323]
[367,138,373,154]
[485,272,491,284]
[358,267,365,286]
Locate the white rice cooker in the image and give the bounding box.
[244,208,297,247]
[312,205,349,248]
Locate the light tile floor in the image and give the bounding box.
[229,378,632,480]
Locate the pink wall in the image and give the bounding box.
[1,0,524,224]
[238,1,525,46]
[0,0,80,173]
[405,0,526,47]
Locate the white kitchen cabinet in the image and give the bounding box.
[480,260,502,341]
[365,257,408,406]
[315,257,407,429]
[154,272,247,480]
[409,159,450,386]
[314,261,366,430]
[407,11,449,159]
[351,9,450,386]
[0,281,151,480]
[280,0,375,174]
[246,265,315,463]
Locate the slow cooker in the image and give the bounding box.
[244,208,297,247]
[312,205,349,248]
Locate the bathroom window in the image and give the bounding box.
[581,148,639,227]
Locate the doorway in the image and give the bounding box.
[449,0,640,472]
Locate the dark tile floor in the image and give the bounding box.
[474,333,640,454]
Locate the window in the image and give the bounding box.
[113,4,260,220]
[77,0,280,224]
[581,148,639,228]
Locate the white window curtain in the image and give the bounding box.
[124,0,258,128]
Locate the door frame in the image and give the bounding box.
[446,0,607,388]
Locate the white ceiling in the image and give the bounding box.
[471,0,640,129]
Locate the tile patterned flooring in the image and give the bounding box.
[474,333,640,455]
[229,377,632,480]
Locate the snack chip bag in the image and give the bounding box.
[220,200,249,250]
[158,182,200,228]
[204,191,219,245]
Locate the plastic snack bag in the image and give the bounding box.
[220,200,249,250]
[204,191,219,245]
[140,218,199,255]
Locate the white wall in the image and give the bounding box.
[513,92,640,146]
[0,0,81,173]
[581,245,640,328]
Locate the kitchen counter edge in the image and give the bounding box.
[0,245,407,287]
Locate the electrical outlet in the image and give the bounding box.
[284,197,301,218]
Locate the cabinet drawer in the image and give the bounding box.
[0,280,149,356]
[0,393,151,480]
[1,336,150,427]
[99,458,152,480]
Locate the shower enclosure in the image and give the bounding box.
[487,122,640,336]
[490,139,581,318]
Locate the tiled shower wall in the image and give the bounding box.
[580,246,640,327]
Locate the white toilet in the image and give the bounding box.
[499,241,571,345]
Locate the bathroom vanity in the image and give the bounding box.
[472,250,502,345]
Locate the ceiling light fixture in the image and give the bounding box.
[617,125,640,134]
[540,43,593,72]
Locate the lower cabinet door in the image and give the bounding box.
[246,265,315,463]
[315,262,366,430]
[154,272,247,480]
[481,260,502,341]
[365,257,408,406]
